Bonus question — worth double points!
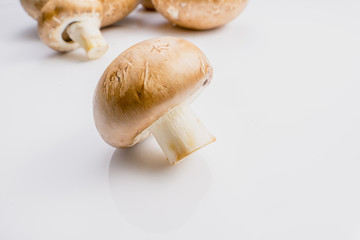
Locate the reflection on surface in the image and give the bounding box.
[108,137,212,233]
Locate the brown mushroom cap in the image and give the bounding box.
[100,0,140,27]
[152,0,248,30]
[93,36,213,148]
[21,0,139,25]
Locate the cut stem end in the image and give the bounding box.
[66,20,108,59]
[149,103,215,165]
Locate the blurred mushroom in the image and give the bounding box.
[20,0,139,59]
[152,0,248,30]
[141,0,155,11]
[93,36,215,164]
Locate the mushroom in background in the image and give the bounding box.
[20,0,139,59]
[141,0,155,11]
[152,0,248,30]
[93,36,215,165]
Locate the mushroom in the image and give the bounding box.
[93,36,215,165]
[141,0,155,11]
[151,0,248,30]
[20,0,139,59]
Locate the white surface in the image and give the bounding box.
[1,1,360,239]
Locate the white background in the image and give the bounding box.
[1,0,360,239]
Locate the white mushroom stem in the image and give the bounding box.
[149,103,215,165]
[66,20,108,59]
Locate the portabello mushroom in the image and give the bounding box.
[93,36,215,164]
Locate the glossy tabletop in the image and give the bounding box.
[1,0,360,239]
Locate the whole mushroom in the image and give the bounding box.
[20,0,139,59]
[141,0,155,11]
[93,36,215,165]
[151,0,248,30]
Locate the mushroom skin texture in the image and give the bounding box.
[20,0,48,19]
[93,36,215,164]
[141,0,155,11]
[101,0,140,27]
[20,0,139,59]
[151,0,248,30]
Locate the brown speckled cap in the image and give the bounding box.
[21,0,139,25]
[101,0,140,27]
[93,36,213,148]
[152,0,248,30]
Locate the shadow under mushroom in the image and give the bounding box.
[108,136,212,233]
